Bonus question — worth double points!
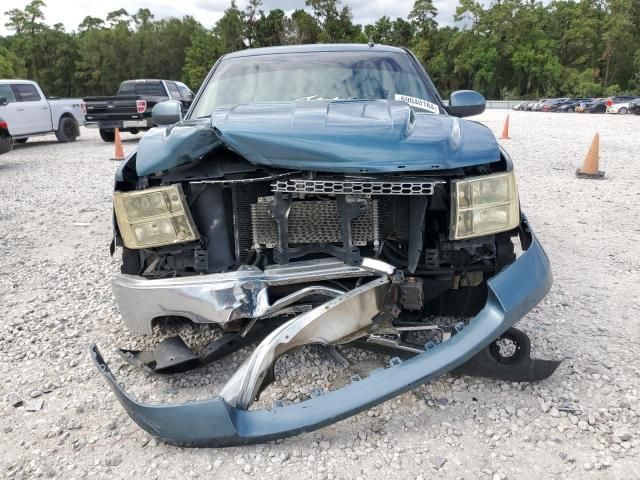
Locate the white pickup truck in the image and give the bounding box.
[0,79,84,144]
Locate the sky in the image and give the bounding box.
[0,0,460,36]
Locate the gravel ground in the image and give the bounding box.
[1,111,639,480]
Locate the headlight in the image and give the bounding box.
[114,185,199,249]
[450,172,520,240]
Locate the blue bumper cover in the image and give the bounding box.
[91,222,552,447]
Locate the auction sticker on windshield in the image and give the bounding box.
[394,94,439,114]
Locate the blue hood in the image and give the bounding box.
[135,100,499,176]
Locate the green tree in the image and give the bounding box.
[78,16,105,32]
[602,0,635,88]
[288,9,321,44]
[306,0,361,43]
[0,45,27,78]
[183,27,221,90]
[365,16,393,44]
[244,0,262,48]
[255,9,286,47]
[3,0,640,100]
[409,0,438,34]
[215,1,245,53]
[391,18,414,47]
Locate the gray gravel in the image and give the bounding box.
[1,111,639,479]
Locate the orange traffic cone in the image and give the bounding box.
[500,115,510,139]
[576,133,605,179]
[111,128,124,161]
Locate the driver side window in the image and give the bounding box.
[0,84,17,103]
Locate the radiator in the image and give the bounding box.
[251,197,378,248]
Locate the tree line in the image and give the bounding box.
[1,0,639,99]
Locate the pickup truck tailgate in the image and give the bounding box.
[83,96,141,121]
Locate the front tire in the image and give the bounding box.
[618,107,627,115]
[55,117,78,143]
[99,129,115,142]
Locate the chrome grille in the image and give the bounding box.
[272,178,443,195]
[251,198,378,248]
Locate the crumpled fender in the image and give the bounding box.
[135,120,221,176]
[91,219,552,448]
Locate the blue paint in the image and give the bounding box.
[135,121,221,177]
[134,100,498,176]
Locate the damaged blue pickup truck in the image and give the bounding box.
[92,44,559,447]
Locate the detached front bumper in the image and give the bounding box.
[92,220,552,447]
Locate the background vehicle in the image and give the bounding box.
[0,80,84,143]
[531,99,549,111]
[586,96,636,113]
[555,98,593,112]
[575,98,600,112]
[606,102,631,114]
[629,98,640,115]
[541,98,568,112]
[83,79,194,142]
[0,116,11,154]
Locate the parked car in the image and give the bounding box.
[541,98,569,112]
[512,101,529,110]
[628,98,640,115]
[83,79,194,142]
[575,98,601,112]
[0,116,11,154]
[531,99,549,111]
[556,98,594,112]
[0,79,84,143]
[92,44,557,447]
[586,96,636,113]
[606,102,630,114]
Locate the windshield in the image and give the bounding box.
[190,50,438,118]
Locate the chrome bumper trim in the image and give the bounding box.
[112,258,390,334]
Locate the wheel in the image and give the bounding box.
[567,107,574,112]
[129,128,139,135]
[489,328,529,365]
[99,129,115,142]
[596,105,605,113]
[15,138,28,144]
[618,107,627,115]
[55,116,78,143]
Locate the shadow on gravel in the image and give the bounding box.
[12,140,62,150]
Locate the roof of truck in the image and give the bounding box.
[223,43,407,59]
[0,79,37,83]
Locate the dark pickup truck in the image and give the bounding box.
[83,79,194,142]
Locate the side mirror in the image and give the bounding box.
[152,100,183,126]
[448,90,486,117]
[0,97,7,106]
